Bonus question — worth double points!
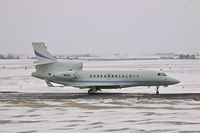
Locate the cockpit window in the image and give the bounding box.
[157,73,167,76]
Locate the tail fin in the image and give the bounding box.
[32,42,55,65]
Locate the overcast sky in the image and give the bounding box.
[0,0,199,56]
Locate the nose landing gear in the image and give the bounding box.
[156,86,160,95]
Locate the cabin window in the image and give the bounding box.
[122,75,124,78]
[108,75,110,78]
[49,73,51,76]
[115,75,117,78]
[119,75,121,78]
[112,75,114,78]
[93,75,96,78]
[97,75,99,78]
[104,75,106,78]
[90,75,92,78]
[129,75,132,78]
[126,75,128,78]
[100,75,103,78]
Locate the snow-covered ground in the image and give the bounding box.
[0,59,200,133]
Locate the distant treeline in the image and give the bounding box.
[0,53,198,60]
[0,54,19,59]
[178,54,196,59]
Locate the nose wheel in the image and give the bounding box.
[156,86,160,95]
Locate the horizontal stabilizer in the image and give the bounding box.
[34,61,54,66]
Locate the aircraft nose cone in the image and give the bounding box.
[171,78,180,84]
[174,79,180,84]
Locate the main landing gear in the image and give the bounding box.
[88,87,97,94]
[156,86,160,95]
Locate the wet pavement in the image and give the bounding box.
[1,92,200,101]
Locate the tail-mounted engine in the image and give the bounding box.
[54,71,77,80]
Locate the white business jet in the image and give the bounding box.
[31,42,180,94]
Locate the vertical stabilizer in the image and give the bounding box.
[32,42,55,65]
